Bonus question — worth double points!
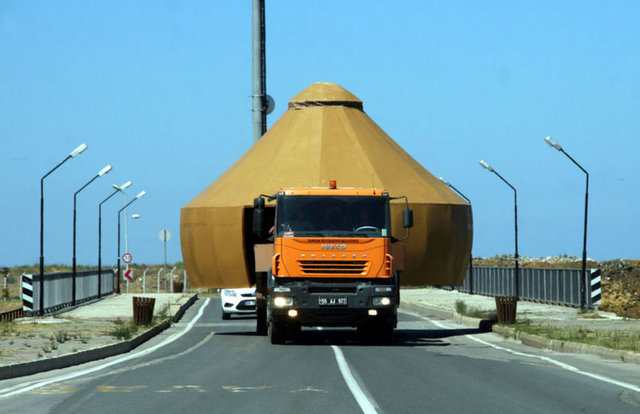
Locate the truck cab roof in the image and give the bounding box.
[279,187,388,197]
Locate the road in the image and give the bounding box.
[1,298,639,413]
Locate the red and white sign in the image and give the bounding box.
[122,253,133,264]
[124,269,133,280]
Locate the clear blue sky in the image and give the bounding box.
[1,1,638,267]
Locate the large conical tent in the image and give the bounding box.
[181,82,472,288]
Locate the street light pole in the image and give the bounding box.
[39,143,88,315]
[479,160,519,298]
[439,177,473,294]
[124,214,140,256]
[73,164,112,305]
[252,0,266,143]
[124,213,140,293]
[544,136,589,308]
[117,191,146,294]
[98,181,131,298]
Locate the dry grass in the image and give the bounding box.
[0,301,22,314]
[511,322,640,353]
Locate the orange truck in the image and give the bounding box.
[252,181,413,344]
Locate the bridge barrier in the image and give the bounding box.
[448,266,601,308]
[22,269,114,314]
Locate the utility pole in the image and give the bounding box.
[252,0,266,143]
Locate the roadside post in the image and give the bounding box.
[158,229,171,291]
[122,253,133,293]
[157,268,163,293]
[143,268,150,294]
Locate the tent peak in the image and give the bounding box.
[289,82,363,111]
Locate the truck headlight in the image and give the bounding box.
[273,296,293,307]
[372,296,392,306]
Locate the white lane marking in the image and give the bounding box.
[316,328,379,414]
[413,313,640,394]
[0,298,211,398]
[331,346,379,414]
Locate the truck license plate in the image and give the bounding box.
[318,297,348,306]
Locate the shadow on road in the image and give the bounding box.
[216,326,486,347]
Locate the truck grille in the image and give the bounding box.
[298,260,368,275]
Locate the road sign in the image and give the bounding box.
[158,229,171,242]
[124,269,133,280]
[122,253,133,264]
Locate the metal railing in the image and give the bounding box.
[448,266,601,308]
[22,269,114,314]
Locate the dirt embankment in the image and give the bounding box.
[474,256,640,319]
[598,260,640,318]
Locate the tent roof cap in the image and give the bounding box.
[288,82,363,111]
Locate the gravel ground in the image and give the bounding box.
[0,293,193,368]
[0,318,130,366]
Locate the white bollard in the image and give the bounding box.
[143,268,149,294]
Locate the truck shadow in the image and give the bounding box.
[391,328,484,347]
[217,326,486,347]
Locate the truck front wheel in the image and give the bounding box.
[358,320,394,345]
[256,301,267,335]
[376,322,394,345]
[269,319,285,344]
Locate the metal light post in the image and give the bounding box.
[73,165,112,305]
[117,191,146,294]
[439,177,474,294]
[479,160,519,298]
[39,143,87,315]
[124,214,140,256]
[544,136,589,308]
[98,181,131,298]
[124,213,140,293]
[252,0,266,143]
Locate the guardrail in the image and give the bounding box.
[0,308,26,322]
[448,266,601,308]
[22,269,115,314]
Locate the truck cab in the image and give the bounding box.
[253,181,413,345]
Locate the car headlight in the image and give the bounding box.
[372,296,392,306]
[222,289,236,297]
[273,296,293,307]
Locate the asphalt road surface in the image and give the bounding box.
[1,298,639,413]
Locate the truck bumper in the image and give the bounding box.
[269,281,397,327]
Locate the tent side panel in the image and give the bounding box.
[392,203,472,286]
[180,206,251,288]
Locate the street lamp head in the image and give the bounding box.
[479,160,494,172]
[544,136,563,151]
[438,177,451,187]
[135,190,146,199]
[98,165,112,176]
[113,181,132,192]
[70,143,88,158]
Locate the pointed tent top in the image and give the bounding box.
[289,82,363,110]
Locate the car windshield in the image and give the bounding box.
[276,195,389,238]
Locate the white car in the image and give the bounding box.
[220,287,257,319]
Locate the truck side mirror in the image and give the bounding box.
[253,197,265,235]
[403,208,414,229]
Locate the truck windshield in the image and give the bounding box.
[276,195,389,238]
